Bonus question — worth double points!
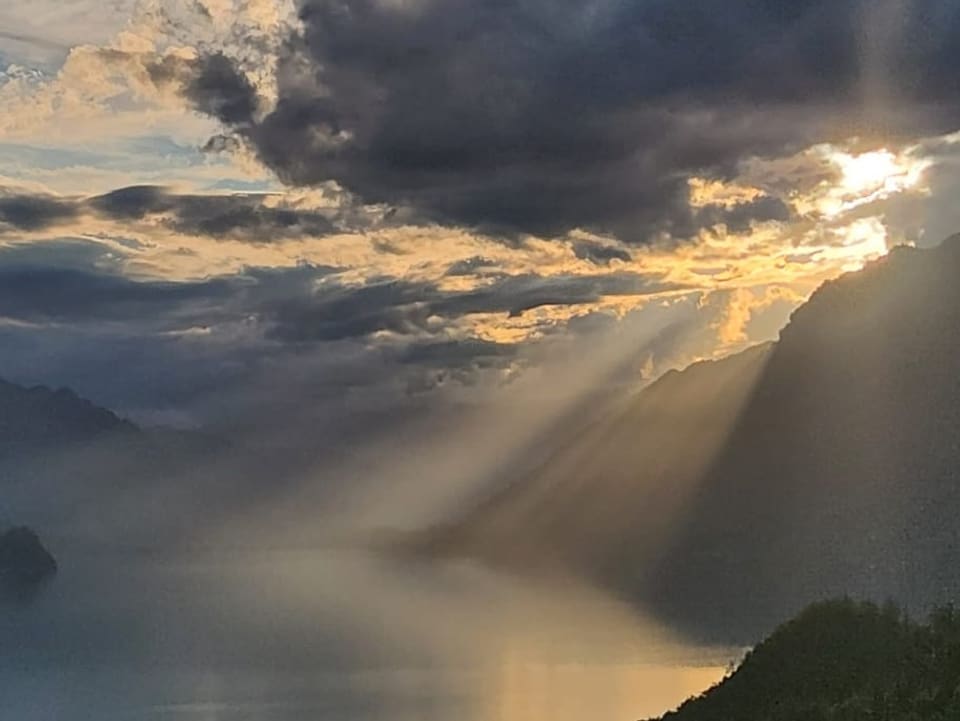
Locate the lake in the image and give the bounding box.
[1,549,731,721]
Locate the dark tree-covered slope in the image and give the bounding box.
[651,600,960,721]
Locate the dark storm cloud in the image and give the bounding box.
[146,50,261,127]
[0,266,237,326]
[0,241,673,430]
[86,185,169,219]
[0,239,295,328]
[263,277,436,342]
[445,256,499,277]
[0,237,123,271]
[435,271,669,319]
[0,193,78,231]
[182,52,260,125]
[0,238,675,342]
[393,338,519,391]
[174,0,960,242]
[88,186,337,241]
[0,185,338,242]
[265,271,679,342]
[396,338,516,369]
[696,195,795,234]
[572,241,631,266]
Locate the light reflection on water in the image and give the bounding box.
[1,549,730,721]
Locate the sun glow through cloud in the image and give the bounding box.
[828,217,893,272]
[772,146,934,272]
[821,147,931,218]
[837,151,901,194]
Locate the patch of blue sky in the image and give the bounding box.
[0,60,48,86]
[115,136,210,163]
[203,177,282,193]
[0,142,114,171]
[0,138,282,195]
[0,141,190,191]
[0,137,208,176]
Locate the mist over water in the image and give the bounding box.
[2,547,730,721]
[1,309,740,721]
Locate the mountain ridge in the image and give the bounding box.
[421,237,960,642]
[0,376,235,550]
[0,377,137,451]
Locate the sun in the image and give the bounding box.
[799,146,931,271]
[835,150,902,195]
[821,148,929,218]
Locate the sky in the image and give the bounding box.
[2,0,960,431]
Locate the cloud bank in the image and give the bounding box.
[173,0,960,241]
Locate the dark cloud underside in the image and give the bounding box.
[173,0,960,242]
[0,239,677,340]
[0,186,338,241]
[0,194,78,231]
[89,186,337,240]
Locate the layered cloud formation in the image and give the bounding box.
[171,0,960,240]
[1,0,959,428]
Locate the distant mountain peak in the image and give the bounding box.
[0,378,137,448]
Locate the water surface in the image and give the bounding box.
[2,549,730,721]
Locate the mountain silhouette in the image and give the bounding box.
[0,526,57,603]
[422,236,960,642]
[0,378,232,549]
[0,378,136,452]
